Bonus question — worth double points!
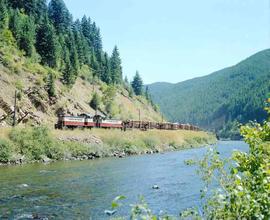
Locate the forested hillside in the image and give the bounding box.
[148,49,270,139]
[0,0,160,126]
[0,0,124,85]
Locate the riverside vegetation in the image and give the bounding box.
[0,126,216,165]
[110,100,270,219]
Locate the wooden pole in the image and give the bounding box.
[138,109,141,129]
[13,90,17,127]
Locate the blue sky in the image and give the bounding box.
[64,0,270,84]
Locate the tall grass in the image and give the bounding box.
[0,126,216,164]
[54,128,216,154]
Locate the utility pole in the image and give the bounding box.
[13,90,17,127]
[138,109,141,129]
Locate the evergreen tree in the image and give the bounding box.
[145,86,150,101]
[0,0,8,30]
[48,0,71,33]
[47,72,56,97]
[81,16,92,45]
[131,71,143,96]
[91,22,102,54]
[90,92,101,111]
[9,10,36,57]
[8,0,47,21]
[66,31,79,77]
[110,46,122,84]
[62,48,73,85]
[36,16,59,68]
[72,19,86,66]
[101,52,111,84]
[90,51,99,75]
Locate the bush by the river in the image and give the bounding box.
[4,126,94,162]
[113,100,270,219]
[0,139,12,163]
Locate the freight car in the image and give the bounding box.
[55,113,201,131]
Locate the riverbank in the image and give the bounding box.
[0,126,216,165]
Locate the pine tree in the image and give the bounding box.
[81,16,92,45]
[131,71,143,96]
[90,92,101,111]
[63,48,73,85]
[48,0,71,33]
[8,0,47,21]
[110,46,122,84]
[73,19,86,66]
[9,10,36,57]
[0,0,8,30]
[36,16,59,68]
[66,31,79,77]
[145,86,150,101]
[91,22,102,54]
[47,72,56,97]
[90,51,99,76]
[100,52,111,84]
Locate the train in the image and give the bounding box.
[55,113,200,131]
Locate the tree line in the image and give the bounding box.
[0,0,150,101]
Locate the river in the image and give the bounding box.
[0,141,248,219]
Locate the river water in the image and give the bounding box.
[0,141,248,219]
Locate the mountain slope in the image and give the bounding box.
[0,60,162,127]
[0,0,162,127]
[148,49,270,138]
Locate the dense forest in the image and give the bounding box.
[0,0,151,102]
[148,49,270,139]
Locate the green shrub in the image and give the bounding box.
[15,80,23,90]
[65,141,92,157]
[9,126,57,160]
[186,101,270,219]
[0,139,12,163]
[90,92,101,110]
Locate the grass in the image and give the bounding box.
[54,128,216,154]
[0,126,216,164]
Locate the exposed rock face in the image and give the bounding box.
[0,96,13,115]
[26,87,49,113]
